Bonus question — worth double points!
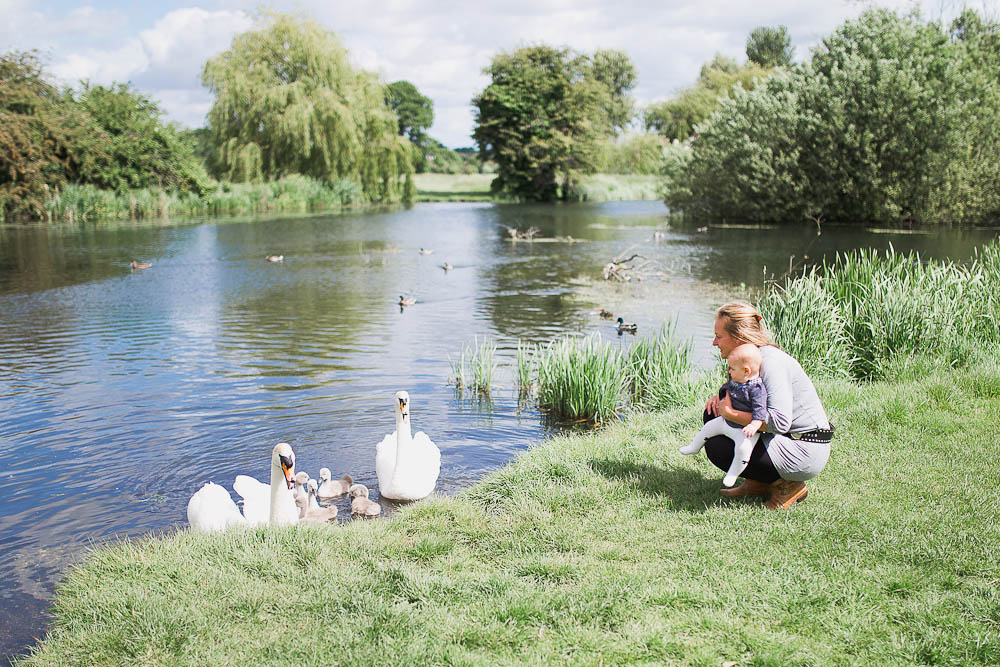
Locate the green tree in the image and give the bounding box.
[202,12,412,202]
[746,25,795,67]
[0,50,106,220]
[591,49,637,133]
[386,80,433,144]
[664,9,990,224]
[472,45,627,201]
[644,55,771,140]
[595,134,668,175]
[75,83,210,194]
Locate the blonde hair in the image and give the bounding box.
[716,301,774,347]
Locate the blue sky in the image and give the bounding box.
[2,0,989,148]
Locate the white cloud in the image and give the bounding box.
[25,0,998,143]
[50,38,148,86]
[46,7,252,108]
[137,8,254,88]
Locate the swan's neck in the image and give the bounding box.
[395,411,412,466]
[269,461,288,523]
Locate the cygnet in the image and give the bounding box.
[317,468,353,499]
[293,471,310,519]
[300,479,338,524]
[349,483,382,517]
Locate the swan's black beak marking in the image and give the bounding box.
[399,397,408,419]
[280,454,295,489]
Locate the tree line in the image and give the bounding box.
[3,8,997,223]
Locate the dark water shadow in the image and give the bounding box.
[589,458,738,513]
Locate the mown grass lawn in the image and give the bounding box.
[413,173,661,203]
[20,357,1000,665]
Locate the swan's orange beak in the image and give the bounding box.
[279,456,295,490]
[398,397,408,420]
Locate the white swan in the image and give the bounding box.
[375,390,440,501]
[318,468,353,498]
[187,442,298,531]
[185,482,244,532]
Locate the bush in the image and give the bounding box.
[663,9,1000,224]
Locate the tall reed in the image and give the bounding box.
[757,270,853,378]
[762,241,1000,382]
[468,336,498,394]
[623,323,698,411]
[42,175,363,222]
[448,348,467,390]
[516,340,537,393]
[535,335,625,423]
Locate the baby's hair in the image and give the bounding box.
[728,343,762,373]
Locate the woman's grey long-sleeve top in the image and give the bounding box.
[757,345,831,481]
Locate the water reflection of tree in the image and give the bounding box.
[218,254,392,384]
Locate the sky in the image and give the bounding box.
[2,0,993,148]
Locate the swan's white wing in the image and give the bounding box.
[375,431,397,494]
[381,430,440,501]
[187,482,246,532]
[233,474,270,526]
[412,430,441,493]
[272,484,300,526]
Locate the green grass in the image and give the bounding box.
[414,173,496,202]
[574,174,661,202]
[20,353,1000,665]
[413,173,662,203]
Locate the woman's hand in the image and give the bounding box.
[704,393,721,416]
[717,394,759,429]
[717,393,736,421]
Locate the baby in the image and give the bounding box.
[680,343,767,487]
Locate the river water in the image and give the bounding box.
[1,200,996,660]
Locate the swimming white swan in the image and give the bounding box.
[317,468,353,499]
[187,442,298,531]
[375,390,440,501]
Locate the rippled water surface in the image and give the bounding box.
[1,201,997,660]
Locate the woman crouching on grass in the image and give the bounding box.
[701,301,834,509]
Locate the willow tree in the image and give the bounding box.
[202,12,412,201]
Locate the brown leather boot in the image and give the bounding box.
[719,478,771,497]
[765,480,808,510]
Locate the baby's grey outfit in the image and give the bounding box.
[722,376,768,423]
[758,346,831,481]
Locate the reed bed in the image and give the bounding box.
[760,241,1000,381]
[450,337,497,394]
[469,337,498,394]
[41,175,363,222]
[622,323,698,411]
[535,335,625,423]
[448,349,468,391]
[515,340,537,393]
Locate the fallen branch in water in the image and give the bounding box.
[502,225,540,242]
[602,246,660,282]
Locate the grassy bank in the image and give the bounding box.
[21,352,1000,665]
[413,173,661,203]
[414,173,497,202]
